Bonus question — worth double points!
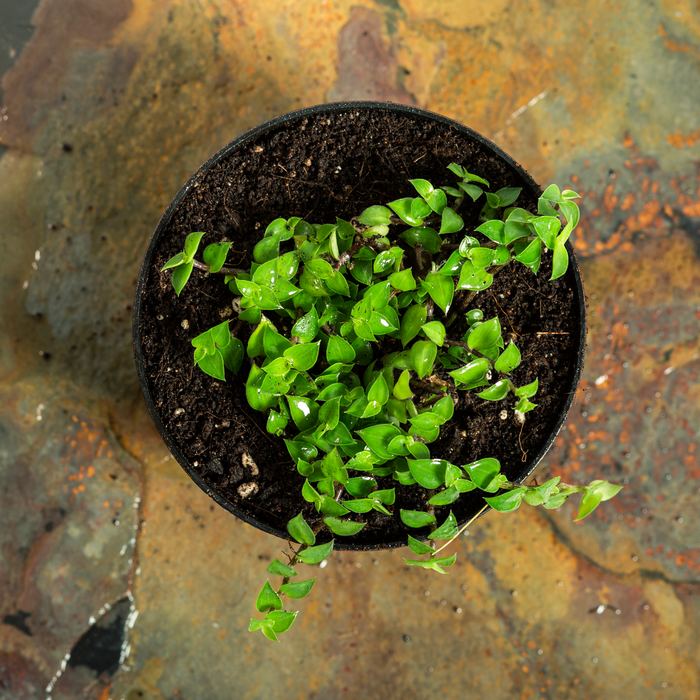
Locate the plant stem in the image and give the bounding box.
[192,259,248,275]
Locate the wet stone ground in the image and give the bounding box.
[1,1,699,699]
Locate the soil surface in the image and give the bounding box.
[136,106,582,548]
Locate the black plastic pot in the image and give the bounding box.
[133,101,586,551]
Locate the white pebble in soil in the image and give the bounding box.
[237,482,259,499]
[242,453,259,476]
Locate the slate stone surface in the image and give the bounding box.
[1,1,698,698]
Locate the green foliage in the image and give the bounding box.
[163,163,619,641]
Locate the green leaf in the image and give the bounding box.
[245,363,278,412]
[428,511,459,539]
[407,535,434,555]
[407,459,448,489]
[183,231,205,259]
[358,205,393,226]
[287,512,316,546]
[297,539,334,564]
[256,580,282,612]
[265,610,298,634]
[285,440,318,464]
[439,207,464,234]
[439,250,465,276]
[456,260,493,291]
[400,509,436,528]
[421,321,446,346]
[411,197,432,220]
[403,554,457,574]
[284,342,320,372]
[326,336,355,364]
[514,238,542,275]
[432,396,454,423]
[171,260,194,296]
[279,578,315,599]
[364,280,392,309]
[400,304,427,347]
[196,351,225,380]
[393,370,414,400]
[495,187,522,207]
[467,316,501,351]
[475,220,505,244]
[254,235,282,263]
[401,227,442,255]
[410,340,437,380]
[345,475,377,496]
[495,341,521,373]
[448,357,490,386]
[514,377,538,398]
[343,498,373,513]
[367,374,390,406]
[266,559,297,577]
[477,379,511,401]
[551,239,569,280]
[323,517,366,536]
[319,495,350,517]
[515,397,536,414]
[504,219,531,245]
[409,412,442,432]
[357,424,403,460]
[428,486,460,505]
[389,267,416,291]
[388,197,423,226]
[463,458,501,490]
[248,617,277,640]
[409,178,434,199]
[459,182,483,201]
[161,251,185,271]
[426,188,447,214]
[532,216,560,249]
[287,396,320,432]
[423,272,454,314]
[575,481,623,521]
[484,488,526,513]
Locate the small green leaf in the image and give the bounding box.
[393,370,414,400]
[432,396,454,423]
[400,304,427,347]
[319,495,350,517]
[171,261,194,296]
[484,488,526,513]
[463,458,501,490]
[287,512,316,546]
[389,267,416,291]
[388,197,423,226]
[410,340,437,380]
[266,559,297,577]
[285,440,318,464]
[183,231,205,259]
[401,227,442,255]
[456,260,493,291]
[326,336,355,364]
[423,272,454,314]
[357,424,403,460]
[495,187,521,207]
[439,207,464,234]
[514,237,542,275]
[284,342,320,372]
[400,509,437,528]
[475,220,505,244]
[467,316,501,351]
[468,247,497,269]
[161,251,185,271]
[358,205,393,226]
[297,539,334,564]
[407,535,434,555]
[367,374,390,406]
[428,511,459,539]
[279,578,315,599]
[551,239,569,280]
[409,178,434,200]
[514,377,538,398]
[345,475,377,496]
[421,321,446,346]
[323,517,366,536]
[495,341,521,373]
[256,580,282,612]
[287,396,320,431]
[407,459,448,489]
[477,380,511,401]
[448,357,490,386]
[428,486,460,505]
[253,234,281,263]
[575,481,623,521]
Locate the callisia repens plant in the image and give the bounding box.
[163,163,622,641]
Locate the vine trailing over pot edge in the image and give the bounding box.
[161,164,622,642]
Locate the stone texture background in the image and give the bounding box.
[1,1,699,698]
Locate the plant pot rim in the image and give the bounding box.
[133,101,587,551]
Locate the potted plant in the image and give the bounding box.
[133,102,621,642]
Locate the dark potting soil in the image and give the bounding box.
[137,107,581,548]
